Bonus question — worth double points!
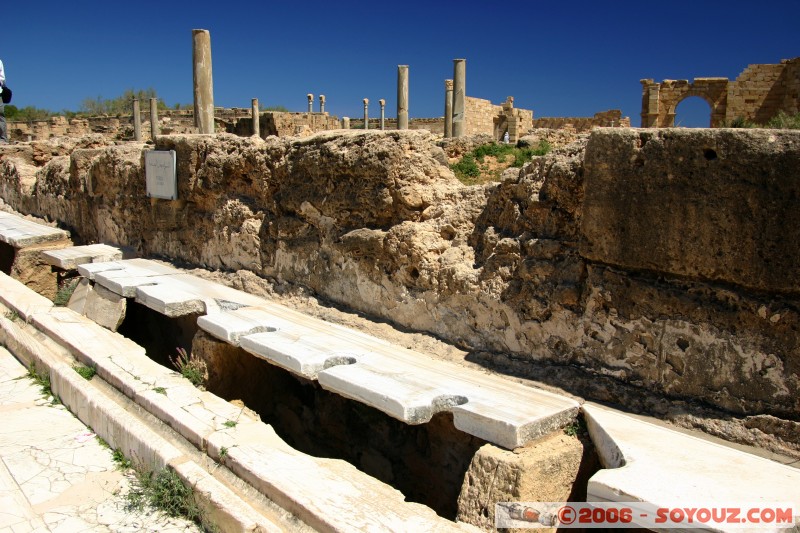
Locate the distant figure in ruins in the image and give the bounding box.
[503,130,510,144]
[0,58,6,143]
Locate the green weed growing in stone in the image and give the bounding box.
[3,310,19,322]
[153,386,167,395]
[53,278,80,306]
[219,446,229,459]
[126,467,210,529]
[170,347,207,389]
[223,420,237,428]
[563,418,585,437]
[28,363,59,404]
[112,449,132,470]
[73,363,96,380]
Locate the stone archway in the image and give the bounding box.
[671,94,715,127]
[641,78,729,127]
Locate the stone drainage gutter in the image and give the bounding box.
[0,271,477,532]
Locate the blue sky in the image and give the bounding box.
[4,1,798,127]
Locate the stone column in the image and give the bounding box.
[640,79,660,128]
[251,98,260,137]
[452,59,466,137]
[319,95,326,113]
[342,117,350,129]
[307,94,314,113]
[192,29,214,134]
[363,98,369,130]
[132,99,142,141]
[379,99,386,130]
[397,65,409,130]
[444,79,454,138]
[149,97,159,140]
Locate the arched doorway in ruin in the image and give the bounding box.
[673,95,714,127]
[641,78,729,127]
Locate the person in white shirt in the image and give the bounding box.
[0,59,6,143]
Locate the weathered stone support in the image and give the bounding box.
[342,117,350,129]
[149,98,159,140]
[192,29,214,134]
[307,94,314,114]
[444,79,453,138]
[397,65,409,130]
[251,98,260,137]
[363,98,369,130]
[379,99,386,130]
[319,95,326,113]
[452,59,465,137]
[132,99,142,141]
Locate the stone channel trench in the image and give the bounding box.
[113,294,599,522]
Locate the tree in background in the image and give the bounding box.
[4,105,54,122]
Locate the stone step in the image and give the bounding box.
[200,304,579,450]
[0,270,477,532]
[41,243,123,270]
[584,402,800,522]
[0,210,70,248]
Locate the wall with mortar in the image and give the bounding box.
[0,128,798,457]
[532,110,631,132]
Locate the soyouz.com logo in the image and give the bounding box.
[495,502,798,529]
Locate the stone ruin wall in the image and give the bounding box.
[532,110,630,132]
[8,108,340,142]
[1,128,798,458]
[348,117,445,134]
[464,96,533,142]
[10,100,627,144]
[727,59,800,123]
[641,57,800,127]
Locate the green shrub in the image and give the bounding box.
[450,153,481,183]
[451,140,551,184]
[767,111,800,129]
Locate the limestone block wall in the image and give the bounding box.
[780,58,800,115]
[726,63,787,124]
[464,97,500,137]
[532,110,631,132]
[464,96,534,142]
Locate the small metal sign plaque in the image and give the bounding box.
[145,150,177,200]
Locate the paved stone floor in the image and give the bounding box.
[0,347,200,533]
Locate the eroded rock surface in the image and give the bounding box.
[1,128,798,456]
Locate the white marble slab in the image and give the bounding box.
[41,243,122,270]
[584,402,800,527]
[0,211,69,247]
